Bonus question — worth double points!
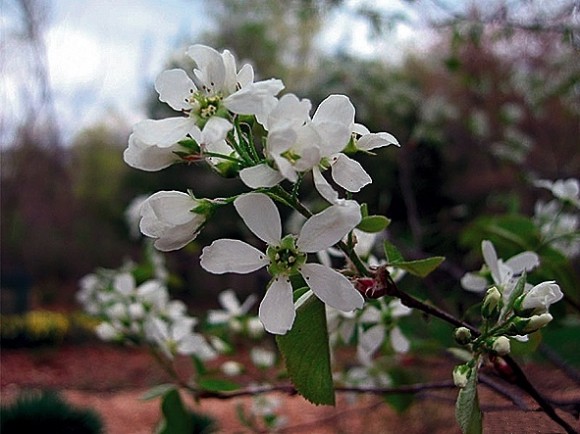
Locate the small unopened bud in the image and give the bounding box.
[453,364,471,388]
[491,336,511,356]
[482,286,501,319]
[521,313,553,333]
[454,327,473,345]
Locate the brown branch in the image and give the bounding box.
[193,380,456,400]
[377,266,578,434]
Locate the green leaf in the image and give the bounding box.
[395,256,445,278]
[504,272,526,313]
[157,389,194,434]
[198,378,240,392]
[276,295,335,405]
[357,215,391,233]
[383,240,404,264]
[455,368,483,434]
[140,384,175,401]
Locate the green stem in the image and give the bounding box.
[203,151,244,164]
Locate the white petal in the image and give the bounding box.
[266,94,311,131]
[152,224,199,251]
[482,240,501,285]
[313,166,341,204]
[330,154,372,192]
[187,44,225,94]
[297,201,361,252]
[300,263,364,311]
[218,289,241,313]
[312,95,355,156]
[237,63,254,87]
[124,134,179,172]
[357,132,399,151]
[133,117,195,147]
[359,324,385,356]
[240,164,284,188]
[207,311,231,324]
[460,273,488,292]
[353,123,370,135]
[155,69,196,111]
[505,252,540,274]
[201,117,232,144]
[114,273,135,296]
[234,193,281,245]
[224,79,284,115]
[390,326,410,353]
[200,239,269,274]
[313,94,355,127]
[259,277,295,335]
[141,191,197,226]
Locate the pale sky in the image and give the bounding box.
[0,0,428,147]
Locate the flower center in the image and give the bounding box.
[185,92,224,121]
[266,235,306,276]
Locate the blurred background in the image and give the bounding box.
[1,0,579,319]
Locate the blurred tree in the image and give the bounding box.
[201,0,343,93]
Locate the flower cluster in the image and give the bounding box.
[77,267,215,360]
[533,178,580,258]
[454,240,564,387]
[123,44,399,335]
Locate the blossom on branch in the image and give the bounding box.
[200,192,364,334]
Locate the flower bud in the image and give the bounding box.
[482,286,502,319]
[139,191,212,252]
[521,313,553,333]
[453,364,471,388]
[491,336,511,356]
[454,327,473,346]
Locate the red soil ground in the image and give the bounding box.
[1,343,578,433]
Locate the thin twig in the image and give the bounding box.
[193,380,456,400]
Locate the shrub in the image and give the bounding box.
[0,390,103,434]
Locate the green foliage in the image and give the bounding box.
[357,215,391,233]
[455,369,483,434]
[157,389,216,434]
[197,378,240,393]
[383,240,445,277]
[0,390,103,434]
[276,293,335,405]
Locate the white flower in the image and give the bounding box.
[123,132,183,172]
[460,240,540,298]
[221,361,244,376]
[207,289,258,325]
[312,96,399,202]
[519,281,563,314]
[534,200,579,258]
[132,46,283,151]
[356,299,411,365]
[200,192,364,334]
[491,336,511,356]
[139,190,209,251]
[147,316,216,360]
[250,347,276,368]
[352,123,400,151]
[95,322,121,341]
[535,178,580,208]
